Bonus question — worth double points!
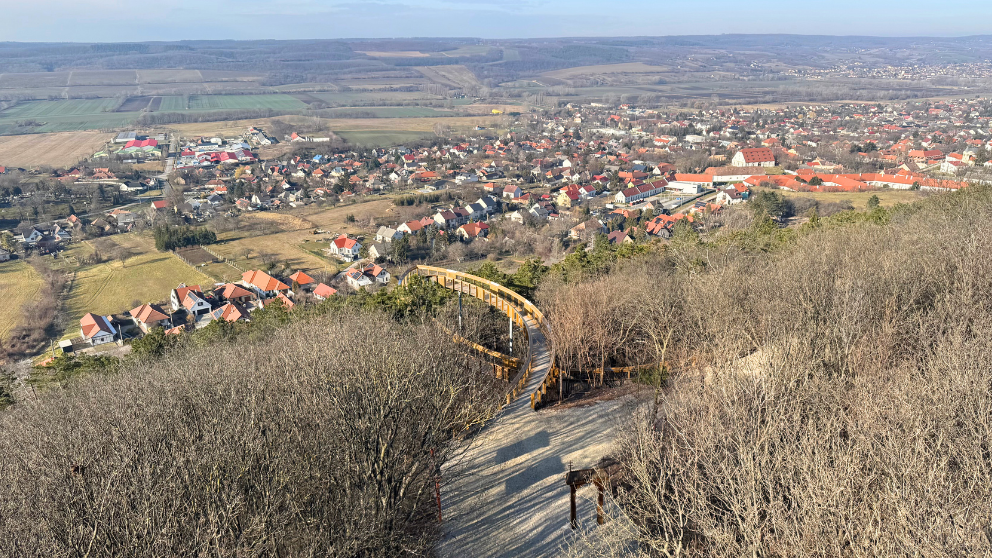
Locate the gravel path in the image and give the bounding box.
[437,317,640,557]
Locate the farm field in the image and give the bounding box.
[0,260,44,342]
[157,94,309,113]
[185,94,308,112]
[305,91,442,104]
[415,65,482,89]
[167,114,502,142]
[65,244,212,326]
[0,99,139,134]
[357,50,430,58]
[322,106,454,118]
[135,69,205,84]
[542,62,669,79]
[758,187,929,208]
[1,98,118,118]
[0,69,264,91]
[0,131,109,167]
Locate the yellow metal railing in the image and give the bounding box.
[402,266,551,409]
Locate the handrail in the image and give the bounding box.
[402,265,552,409]
[401,266,650,412]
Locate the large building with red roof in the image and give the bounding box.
[732,148,776,168]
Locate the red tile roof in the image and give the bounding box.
[738,148,775,164]
[174,285,201,302]
[289,271,314,286]
[332,234,359,250]
[80,313,114,339]
[218,283,253,300]
[130,304,169,324]
[313,283,338,298]
[242,270,290,292]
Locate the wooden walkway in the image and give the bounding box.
[436,316,632,557]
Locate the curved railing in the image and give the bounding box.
[401,265,556,409]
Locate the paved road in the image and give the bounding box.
[437,316,636,557]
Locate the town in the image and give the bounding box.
[2,22,992,558]
[2,95,989,359]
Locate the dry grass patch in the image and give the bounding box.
[0,261,44,342]
[766,187,928,208]
[211,230,334,275]
[415,65,482,88]
[302,199,396,235]
[0,131,109,168]
[357,50,430,58]
[131,160,165,172]
[241,211,314,232]
[66,251,211,325]
[543,62,667,79]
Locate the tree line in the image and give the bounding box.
[153,225,216,251]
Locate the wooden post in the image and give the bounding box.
[570,484,578,529]
[596,479,605,525]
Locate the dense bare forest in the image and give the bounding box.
[547,189,992,555]
[0,311,503,556]
[3,185,992,555]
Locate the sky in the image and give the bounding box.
[2,0,991,42]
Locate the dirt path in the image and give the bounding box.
[437,317,642,557]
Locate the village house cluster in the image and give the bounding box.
[75,268,339,348]
[6,97,992,357]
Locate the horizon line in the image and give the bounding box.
[2,33,992,45]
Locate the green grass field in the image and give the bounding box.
[0,99,139,134]
[184,94,308,112]
[0,260,44,342]
[0,98,118,118]
[158,96,187,112]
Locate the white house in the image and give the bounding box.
[502,184,523,199]
[940,160,966,174]
[181,291,212,317]
[345,268,373,289]
[433,210,458,229]
[312,283,338,300]
[376,226,402,243]
[732,148,776,168]
[397,220,424,235]
[328,234,361,261]
[614,181,666,204]
[80,313,116,346]
[716,187,746,205]
[666,181,704,195]
[170,285,202,312]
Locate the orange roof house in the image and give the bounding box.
[80,313,116,345]
[211,302,248,323]
[130,304,170,333]
[313,283,338,300]
[216,283,254,303]
[289,270,314,287]
[241,270,290,296]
